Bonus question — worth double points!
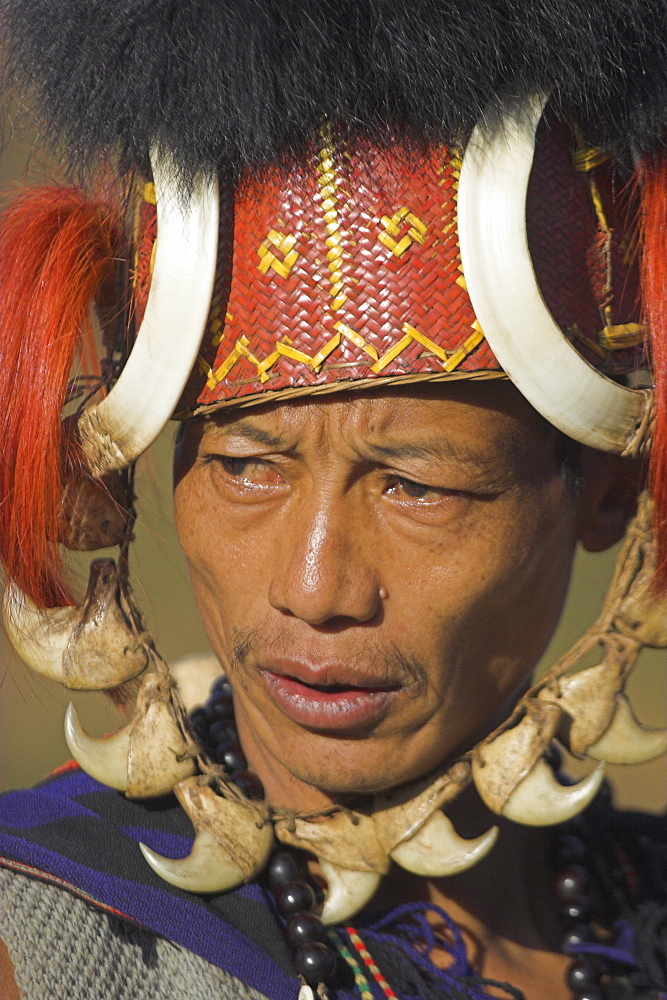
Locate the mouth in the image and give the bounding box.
[258,660,402,732]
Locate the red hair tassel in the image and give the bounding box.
[640,151,667,585]
[0,187,123,608]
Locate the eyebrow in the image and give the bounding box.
[209,419,493,467]
[206,419,286,450]
[362,438,490,467]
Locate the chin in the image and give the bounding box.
[299,766,398,798]
[279,735,441,799]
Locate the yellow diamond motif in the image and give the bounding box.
[257,230,300,278]
[378,207,427,257]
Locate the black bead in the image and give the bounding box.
[206,698,236,721]
[209,719,238,744]
[572,991,604,1000]
[219,745,247,772]
[562,922,593,951]
[214,742,232,765]
[566,957,600,992]
[285,912,327,949]
[294,942,337,985]
[558,835,587,864]
[268,852,302,891]
[565,813,586,834]
[555,864,589,903]
[188,708,208,736]
[275,880,316,917]
[211,676,234,697]
[596,780,612,807]
[231,769,264,800]
[559,894,590,923]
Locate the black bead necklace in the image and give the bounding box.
[549,745,620,1000]
[555,858,605,1000]
[190,677,340,994]
[269,849,338,989]
[190,680,615,1000]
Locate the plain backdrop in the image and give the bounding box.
[1,116,665,810]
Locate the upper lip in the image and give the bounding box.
[259,657,402,691]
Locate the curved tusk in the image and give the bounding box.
[586,694,667,764]
[2,583,74,683]
[77,152,220,476]
[139,831,244,894]
[319,860,381,925]
[390,810,498,877]
[64,702,130,791]
[457,94,648,455]
[474,757,605,827]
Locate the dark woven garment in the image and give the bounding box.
[0,765,301,1000]
[0,766,665,1000]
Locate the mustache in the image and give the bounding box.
[228,625,429,694]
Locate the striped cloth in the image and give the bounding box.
[0,764,318,1000]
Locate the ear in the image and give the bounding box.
[577,449,643,553]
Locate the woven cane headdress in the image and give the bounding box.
[0,0,665,918]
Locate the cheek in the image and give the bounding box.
[173,469,272,654]
[401,486,577,688]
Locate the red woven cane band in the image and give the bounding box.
[132,123,642,415]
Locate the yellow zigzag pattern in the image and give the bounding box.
[206,322,484,389]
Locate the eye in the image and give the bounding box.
[207,454,282,487]
[385,476,453,502]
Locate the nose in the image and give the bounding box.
[268,499,382,626]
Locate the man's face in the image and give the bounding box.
[173,383,580,800]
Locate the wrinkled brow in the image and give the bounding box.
[360,438,491,467]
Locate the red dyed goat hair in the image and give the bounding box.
[0,186,123,609]
[640,151,667,585]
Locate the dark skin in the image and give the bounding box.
[173,383,629,803]
[170,382,634,999]
[1,383,634,998]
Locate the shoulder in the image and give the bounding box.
[585,801,667,1000]
[0,769,297,999]
[602,804,666,899]
[0,867,269,1000]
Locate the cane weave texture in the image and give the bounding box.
[131,124,643,414]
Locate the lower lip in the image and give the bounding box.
[260,671,398,732]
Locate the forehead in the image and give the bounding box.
[199,382,553,460]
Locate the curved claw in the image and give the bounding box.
[390,810,498,877]
[3,584,75,683]
[65,671,197,798]
[139,831,245,893]
[125,675,195,798]
[65,702,130,791]
[474,758,605,827]
[140,778,272,892]
[319,860,381,925]
[2,562,149,691]
[586,694,667,764]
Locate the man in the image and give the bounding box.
[0,3,665,999]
